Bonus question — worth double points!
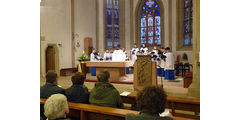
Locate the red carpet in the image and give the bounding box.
[85,79,133,84]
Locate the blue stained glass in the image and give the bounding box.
[106,27,112,38]
[145,0,155,9]
[142,6,146,11]
[155,26,160,36]
[184,34,189,45]
[107,38,112,47]
[155,35,161,45]
[114,10,118,18]
[148,37,153,45]
[141,38,146,44]
[114,28,119,38]
[155,16,160,26]
[155,10,160,16]
[155,4,159,9]
[141,17,146,27]
[148,16,153,26]
[114,42,119,46]
[107,0,112,8]
[113,0,119,9]
[106,10,112,26]
[148,27,153,36]
[141,28,146,37]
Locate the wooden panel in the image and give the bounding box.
[133,55,157,91]
[84,37,93,57]
[46,46,55,73]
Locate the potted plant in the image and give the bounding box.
[77,51,90,75]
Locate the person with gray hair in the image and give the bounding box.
[44,94,70,120]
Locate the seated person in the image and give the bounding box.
[40,72,65,98]
[89,70,124,108]
[126,86,173,120]
[65,72,89,104]
[44,94,71,120]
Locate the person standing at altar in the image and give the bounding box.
[164,47,175,80]
[122,47,129,61]
[131,43,139,61]
[140,43,148,55]
[90,49,98,61]
[112,45,125,61]
[103,49,110,61]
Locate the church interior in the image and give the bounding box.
[40,0,200,119]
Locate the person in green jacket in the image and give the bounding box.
[89,70,124,109]
[126,86,173,120]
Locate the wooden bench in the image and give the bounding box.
[60,68,78,76]
[40,98,193,120]
[121,93,200,119]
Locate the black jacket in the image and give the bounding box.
[40,83,65,98]
[65,85,89,104]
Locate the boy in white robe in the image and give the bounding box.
[103,49,110,61]
[90,49,97,61]
[140,43,148,55]
[164,47,175,80]
[131,44,139,61]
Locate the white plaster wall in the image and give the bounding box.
[40,0,72,76]
[73,0,97,66]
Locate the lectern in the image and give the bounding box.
[133,55,157,91]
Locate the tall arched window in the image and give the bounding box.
[140,0,161,46]
[184,0,193,45]
[105,0,120,48]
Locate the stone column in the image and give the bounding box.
[188,0,200,99]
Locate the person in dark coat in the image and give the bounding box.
[40,72,65,99]
[89,70,124,109]
[126,86,173,120]
[65,72,89,104]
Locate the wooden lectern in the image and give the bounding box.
[133,55,157,91]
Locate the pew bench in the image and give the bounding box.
[121,93,200,119]
[60,67,78,76]
[40,98,193,120]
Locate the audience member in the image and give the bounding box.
[65,72,89,103]
[40,72,65,98]
[44,94,70,120]
[89,70,124,108]
[126,86,173,120]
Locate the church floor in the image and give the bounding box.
[40,73,194,98]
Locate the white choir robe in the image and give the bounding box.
[140,47,148,54]
[164,52,175,80]
[103,52,110,60]
[131,48,139,61]
[112,49,125,61]
[90,53,96,61]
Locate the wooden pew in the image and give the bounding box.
[40,98,193,120]
[60,68,78,76]
[121,93,200,119]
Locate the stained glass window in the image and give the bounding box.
[140,0,161,46]
[184,0,193,45]
[106,0,119,48]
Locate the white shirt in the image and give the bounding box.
[140,47,148,54]
[164,52,175,70]
[112,49,125,61]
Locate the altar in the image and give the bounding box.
[86,61,134,81]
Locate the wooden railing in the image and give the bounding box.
[40,98,194,120]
